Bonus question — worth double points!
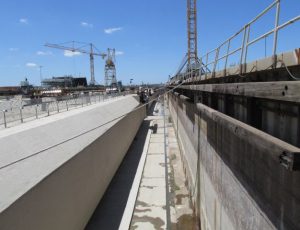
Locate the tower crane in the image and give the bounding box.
[171,0,209,84]
[187,0,198,74]
[45,41,106,85]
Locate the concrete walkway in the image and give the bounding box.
[126,99,196,230]
[129,105,168,229]
[86,99,196,230]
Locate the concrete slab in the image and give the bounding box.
[149,137,165,143]
[140,178,166,188]
[143,155,165,179]
[147,143,164,154]
[151,134,164,138]
[136,185,166,207]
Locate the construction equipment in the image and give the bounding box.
[187,0,198,70]
[170,0,210,84]
[105,48,117,87]
[45,41,106,86]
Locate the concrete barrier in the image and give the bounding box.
[0,95,145,230]
[168,92,300,230]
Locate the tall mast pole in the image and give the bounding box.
[187,0,198,71]
[90,43,95,85]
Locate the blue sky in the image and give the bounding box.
[0,0,299,86]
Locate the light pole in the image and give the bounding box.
[39,65,43,86]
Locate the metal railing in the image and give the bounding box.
[189,0,300,81]
[0,92,126,129]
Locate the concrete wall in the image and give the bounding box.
[168,93,300,230]
[0,95,145,230]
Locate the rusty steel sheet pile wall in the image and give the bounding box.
[168,92,300,230]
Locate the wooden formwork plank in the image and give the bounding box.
[196,102,300,171]
[179,81,300,103]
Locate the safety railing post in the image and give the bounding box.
[273,0,280,67]
[47,103,50,116]
[20,107,23,123]
[199,57,203,80]
[224,40,231,76]
[35,105,38,119]
[212,47,220,78]
[56,101,60,113]
[205,53,209,79]
[240,25,248,75]
[3,110,7,128]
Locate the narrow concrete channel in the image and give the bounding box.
[86,98,197,230]
[85,102,156,230]
[128,98,197,230]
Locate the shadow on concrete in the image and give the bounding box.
[85,111,154,230]
[147,99,157,116]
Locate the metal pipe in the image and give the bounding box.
[273,1,281,53]
[219,28,244,48]
[212,47,220,77]
[57,101,60,113]
[199,57,203,79]
[244,25,251,66]
[247,29,274,47]
[224,40,231,74]
[204,53,208,79]
[277,15,300,30]
[273,0,281,65]
[35,105,38,119]
[20,107,23,123]
[248,0,278,25]
[218,47,241,62]
[3,110,7,128]
[196,0,300,78]
[239,25,248,73]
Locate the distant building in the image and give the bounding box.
[41,76,87,88]
[20,78,33,95]
[0,86,21,96]
[0,78,33,96]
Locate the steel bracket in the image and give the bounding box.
[279,151,300,171]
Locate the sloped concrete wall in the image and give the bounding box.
[168,93,300,230]
[0,95,145,230]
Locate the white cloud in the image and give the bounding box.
[115,51,124,56]
[9,48,19,52]
[104,27,122,34]
[19,18,28,24]
[64,50,81,57]
[26,63,38,67]
[36,51,53,56]
[81,22,93,28]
